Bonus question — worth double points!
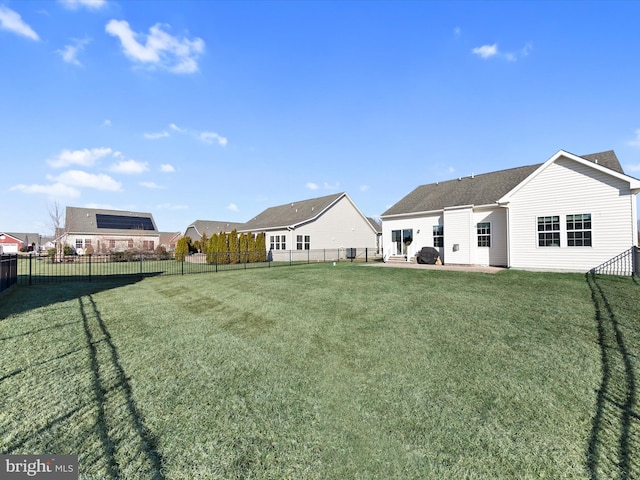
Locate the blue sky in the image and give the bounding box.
[1,0,639,234]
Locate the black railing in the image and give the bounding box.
[16,248,381,285]
[1,254,18,294]
[589,247,640,276]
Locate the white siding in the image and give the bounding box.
[381,213,443,260]
[507,158,636,272]
[294,196,377,250]
[443,208,473,264]
[473,208,508,267]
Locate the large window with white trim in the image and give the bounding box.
[270,235,286,250]
[296,235,310,250]
[433,225,444,247]
[538,216,560,247]
[567,213,592,247]
[477,222,491,247]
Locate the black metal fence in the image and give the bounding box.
[1,254,18,294]
[590,246,640,276]
[15,248,381,285]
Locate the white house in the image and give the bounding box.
[240,192,379,259]
[381,150,640,272]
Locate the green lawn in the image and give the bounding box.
[1,264,638,479]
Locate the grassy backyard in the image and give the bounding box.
[1,264,638,479]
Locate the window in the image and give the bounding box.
[567,214,592,247]
[433,225,444,247]
[143,240,154,251]
[270,235,286,250]
[84,239,91,246]
[538,216,560,247]
[477,222,491,247]
[109,239,116,249]
[128,239,134,249]
[75,239,83,250]
[297,235,310,250]
[391,230,401,243]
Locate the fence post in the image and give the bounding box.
[634,246,639,276]
[366,247,368,263]
[88,254,92,282]
[29,253,33,285]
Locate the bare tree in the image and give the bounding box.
[48,202,67,262]
[48,201,65,236]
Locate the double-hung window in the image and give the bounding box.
[538,216,560,247]
[567,214,592,247]
[270,235,286,250]
[477,222,491,247]
[296,235,311,250]
[433,225,444,247]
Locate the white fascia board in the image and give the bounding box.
[498,149,640,203]
[443,204,474,211]
[381,208,444,220]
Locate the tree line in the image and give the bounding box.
[175,230,267,264]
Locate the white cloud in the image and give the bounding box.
[144,131,170,140]
[48,147,113,168]
[628,129,640,147]
[110,159,149,174]
[59,0,106,9]
[360,185,370,192]
[160,163,175,173]
[227,203,239,212]
[48,170,122,191]
[324,181,340,190]
[625,163,640,172]
[199,131,227,146]
[306,182,319,190]
[167,123,228,147]
[10,182,80,198]
[453,26,461,38]
[472,44,498,59]
[57,37,91,66]
[140,181,163,189]
[473,42,533,62]
[105,19,205,74]
[0,6,39,41]
[103,119,112,127]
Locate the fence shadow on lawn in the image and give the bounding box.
[78,294,165,479]
[586,272,640,480]
[1,275,165,478]
[1,273,161,321]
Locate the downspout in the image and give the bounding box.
[505,206,511,268]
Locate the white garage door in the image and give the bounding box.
[0,244,19,253]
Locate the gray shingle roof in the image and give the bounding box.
[185,220,245,237]
[382,150,623,217]
[241,193,345,231]
[65,206,158,235]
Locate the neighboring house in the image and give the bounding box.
[0,232,41,253]
[381,150,640,272]
[62,206,160,254]
[159,232,183,252]
[240,192,379,257]
[184,220,245,242]
[367,217,383,254]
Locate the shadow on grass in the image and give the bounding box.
[0,274,160,321]
[586,272,639,479]
[79,294,165,479]
[1,276,165,478]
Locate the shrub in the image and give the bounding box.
[175,237,189,262]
